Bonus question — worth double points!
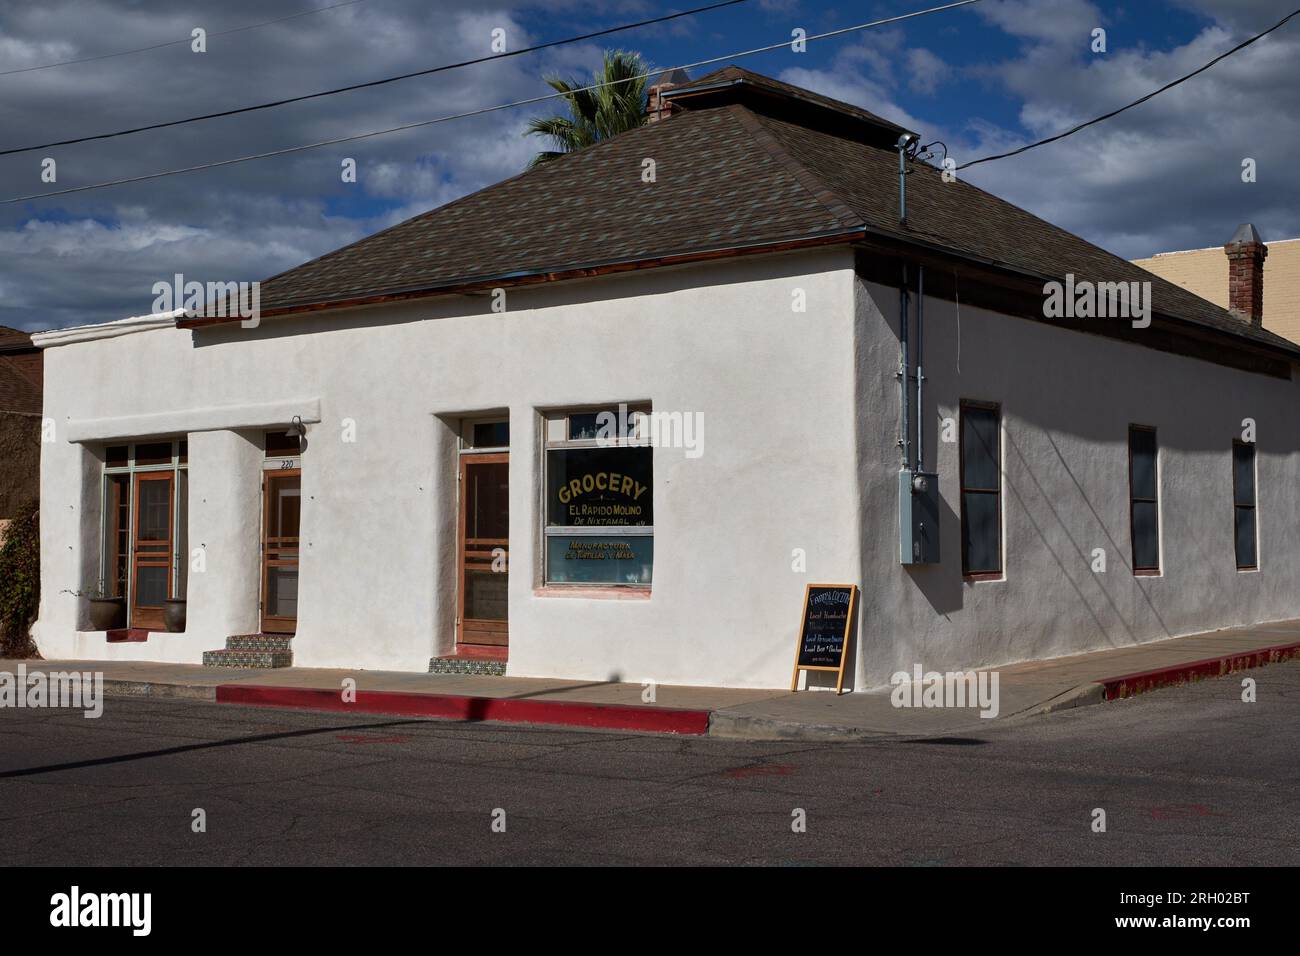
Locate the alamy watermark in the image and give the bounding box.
[50,886,150,936]
[594,402,704,458]
[152,273,261,328]
[1043,274,1150,329]
[0,664,103,718]
[890,664,1000,718]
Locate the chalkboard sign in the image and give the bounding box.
[790,584,857,694]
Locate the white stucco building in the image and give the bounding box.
[31,68,1300,690]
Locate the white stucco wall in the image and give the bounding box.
[853,272,1300,689]
[34,249,863,688]
[34,248,1300,690]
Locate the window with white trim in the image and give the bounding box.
[1128,425,1160,573]
[1233,440,1258,570]
[543,405,652,586]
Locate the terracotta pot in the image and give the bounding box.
[163,599,187,633]
[88,598,125,631]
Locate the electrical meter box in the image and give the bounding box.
[899,469,940,565]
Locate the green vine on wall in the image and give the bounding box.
[0,500,40,658]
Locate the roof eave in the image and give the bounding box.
[661,76,915,144]
[177,228,868,329]
[852,231,1300,366]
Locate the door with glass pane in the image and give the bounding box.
[131,472,174,630]
[458,453,509,646]
[262,469,301,634]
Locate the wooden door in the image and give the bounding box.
[106,475,130,600]
[131,472,174,630]
[457,453,509,646]
[262,469,301,634]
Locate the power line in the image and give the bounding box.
[1,0,983,205]
[0,0,371,77]
[958,6,1300,170]
[0,0,752,157]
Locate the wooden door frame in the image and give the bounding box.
[457,451,509,647]
[106,475,129,600]
[261,468,301,634]
[130,471,174,631]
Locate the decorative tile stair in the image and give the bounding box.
[202,633,294,669]
[429,645,507,676]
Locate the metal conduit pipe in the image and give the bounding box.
[899,263,911,470]
[916,265,925,472]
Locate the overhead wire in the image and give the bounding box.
[2,0,984,205]
[958,7,1300,170]
[0,0,753,156]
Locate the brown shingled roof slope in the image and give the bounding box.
[0,325,32,350]
[255,100,851,312]
[745,110,1300,355]
[665,65,913,142]
[0,327,43,401]
[249,66,1300,358]
[0,357,41,414]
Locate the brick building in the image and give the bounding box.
[1134,228,1300,345]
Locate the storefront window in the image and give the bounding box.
[544,407,652,585]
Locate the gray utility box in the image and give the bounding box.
[899,469,940,565]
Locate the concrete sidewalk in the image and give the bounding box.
[5,619,1300,740]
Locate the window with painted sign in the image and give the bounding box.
[543,406,652,585]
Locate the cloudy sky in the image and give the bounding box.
[0,0,1296,331]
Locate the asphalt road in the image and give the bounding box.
[2,661,1298,866]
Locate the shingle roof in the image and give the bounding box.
[0,357,41,414]
[0,325,33,350]
[744,109,1300,354]
[246,100,850,312]
[212,66,1300,359]
[0,327,43,407]
[663,65,914,146]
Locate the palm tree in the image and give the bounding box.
[525,50,650,167]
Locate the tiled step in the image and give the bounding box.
[226,633,294,652]
[428,657,506,677]
[203,648,294,669]
[204,632,294,668]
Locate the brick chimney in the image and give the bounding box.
[646,68,691,123]
[1224,223,1268,326]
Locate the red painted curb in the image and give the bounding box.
[1099,640,1300,701]
[214,684,711,735]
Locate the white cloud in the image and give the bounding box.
[905,48,951,96]
[975,0,1104,45]
[944,4,1300,257]
[777,33,932,134]
[2,0,1298,329]
[0,0,564,328]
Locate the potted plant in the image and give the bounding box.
[83,585,125,631]
[163,598,187,633]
